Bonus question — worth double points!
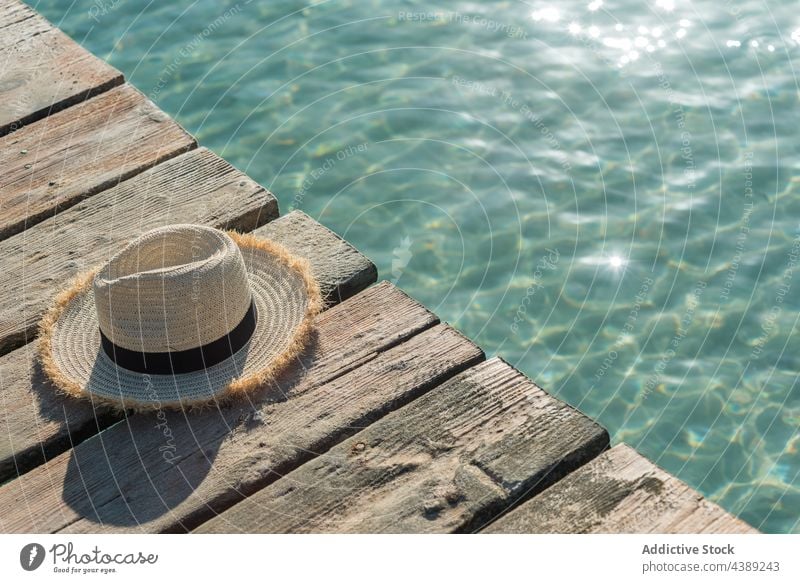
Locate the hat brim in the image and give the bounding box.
[37,231,322,411]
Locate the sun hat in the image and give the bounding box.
[37,224,322,410]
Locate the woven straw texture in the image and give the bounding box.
[37,227,321,411]
[94,225,253,352]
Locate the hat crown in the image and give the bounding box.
[93,225,252,353]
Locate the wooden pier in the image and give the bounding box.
[0,0,756,534]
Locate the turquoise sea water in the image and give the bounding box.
[30,0,799,532]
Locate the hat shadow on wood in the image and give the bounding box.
[30,331,319,531]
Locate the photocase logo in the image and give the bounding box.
[20,543,45,571]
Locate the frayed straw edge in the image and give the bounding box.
[37,268,100,403]
[36,234,322,413]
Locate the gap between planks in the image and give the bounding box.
[196,357,610,534]
[0,83,195,241]
[0,190,375,484]
[0,147,273,357]
[0,283,480,533]
[0,0,124,136]
[483,444,759,534]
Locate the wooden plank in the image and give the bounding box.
[0,283,452,533]
[0,83,195,241]
[195,358,609,534]
[260,210,376,304]
[0,0,123,135]
[0,147,272,357]
[257,210,377,306]
[484,444,758,534]
[0,184,379,484]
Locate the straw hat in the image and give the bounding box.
[37,225,322,410]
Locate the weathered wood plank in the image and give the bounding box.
[0,187,379,484]
[195,357,609,534]
[0,282,448,533]
[483,444,757,534]
[0,0,123,135]
[0,147,273,357]
[260,210,376,304]
[0,83,195,240]
[0,0,40,33]
[258,210,377,306]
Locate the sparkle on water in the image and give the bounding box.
[31,0,800,533]
[609,255,626,270]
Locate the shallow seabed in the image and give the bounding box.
[32,0,800,532]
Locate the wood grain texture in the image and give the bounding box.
[258,210,377,305]
[0,0,35,28]
[0,0,123,136]
[484,444,758,534]
[0,282,447,533]
[0,83,195,240]
[0,147,275,357]
[0,0,46,42]
[196,357,609,534]
[0,195,378,484]
[258,210,377,306]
